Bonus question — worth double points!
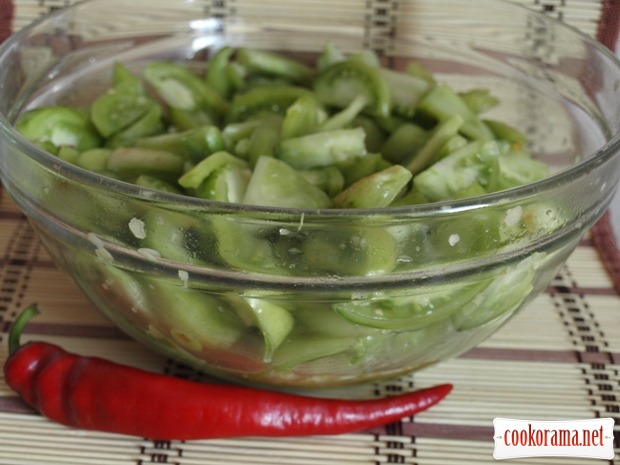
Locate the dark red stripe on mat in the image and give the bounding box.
[403,423,494,442]
[0,0,13,44]
[0,210,26,221]
[0,397,36,415]
[21,322,130,340]
[461,347,578,363]
[461,347,620,365]
[598,0,620,51]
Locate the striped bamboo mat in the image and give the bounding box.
[1,0,620,463]
[2,181,620,463]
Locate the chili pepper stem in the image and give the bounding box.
[8,304,40,355]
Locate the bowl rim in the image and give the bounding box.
[1,0,620,219]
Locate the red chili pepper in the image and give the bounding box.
[4,304,453,441]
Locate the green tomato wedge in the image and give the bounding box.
[205,46,236,99]
[139,210,214,265]
[412,139,498,202]
[243,156,332,209]
[416,84,495,141]
[280,95,328,140]
[334,280,488,331]
[278,127,367,170]
[151,284,247,351]
[90,89,157,138]
[179,150,248,190]
[76,148,112,171]
[301,227,398,276]
[314,60,391,118]
[134,175,183,194]
[298,166,344,197]
[136,125,225,164]
[226,84,313,123]
[233,296,295,363]
[104,104,164,149]
[451,253,543,331]
[381,123,429,164]
[380,68,431,118]
[106,147,185,179]
[332,165,412,209]
[269,334,358,369]
[236,47,314,84]
[194,164,251,203]
[210,216,284,274]
[15,106,102,151]
[144,62,228,116]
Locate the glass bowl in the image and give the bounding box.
[1,0,620,393]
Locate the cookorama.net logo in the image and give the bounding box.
[493,418,615,460]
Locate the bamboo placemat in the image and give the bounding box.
[1,0,620,464]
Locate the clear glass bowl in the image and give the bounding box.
[1,0,620,392]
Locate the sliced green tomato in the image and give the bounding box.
[492,151,550,192]
[76,148,112,171]
[380,68,431,118]
[298,166,344,197]
[301,227,398,276]
[269,334,358,368]
[151,284,247,351]
[451,253,542,330]
[226,84,313,123]
[293,303,381,338]
[178,150,248,190]
[236,47,313,84]
[390,186,429,206]
[245,115,283,167]
[205,46,236,98]
[140,211,203,264]
[210,216,284,274]
[314,60,391,118]
[429,209,504,257]
[332,165,412,209]
[57,145,80,164]
[406,61,436,86]
[233,297,295,363]
[412,140,497,202]
[195,164,251,203]
[112,62,145,91]
[458,88,500,114]
[280,95,328,140]
[316,42,346,71]
[334,280,488,331]
[381,123,428,164]
[105,104,164,149]
[339,152,391,187]
[436,134,469,160]
[405,114,464,176]
[106,147,185,179]
[168,107,215,131]
[483,119,528,146]
[134,175,182,194]
[278,127,367,170]
[136,125,225,164]
[349,49,381,68]
[353,115,386,153]
[222,120,260,151]
[243,156,332,209]
[15,106,102,151]
[144,62,228,116]
[318,94,368,132]
[90,89,156,138]
[416,84,495,141]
